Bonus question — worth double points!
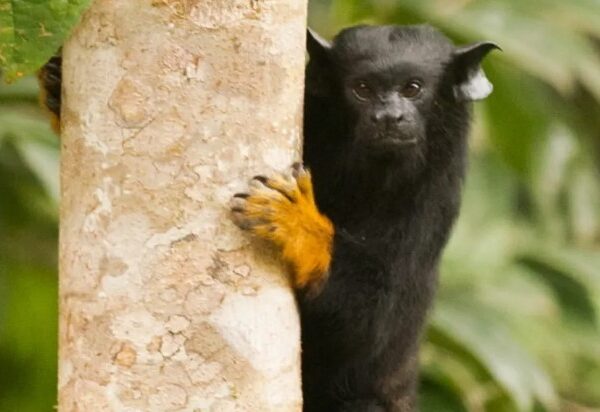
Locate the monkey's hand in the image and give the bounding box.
[231,164,334,292]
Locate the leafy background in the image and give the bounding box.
[1,0,600,411]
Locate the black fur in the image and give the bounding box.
[38,52,62,119]
[300,25,497,411]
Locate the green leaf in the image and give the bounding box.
[528,0,600,42]
[0,0,91,82]
[431,298,559,411]
[0,111,59,203]
[483,64,550,177]
[518,244,600,326]
[566,162,600,245]
[421,342,488,411]
[0,263,57,412]
[12,137,59,204]
[419,377,468,412]
[529,124,579,238]
[0,76,38,101]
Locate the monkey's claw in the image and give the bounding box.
[231,164,334,291]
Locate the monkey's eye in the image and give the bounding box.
[402,80,423,98]
[352,81,372,101]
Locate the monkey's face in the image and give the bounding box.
[340,59,439,157]
[332,26,455,159]
[306,25,498,163]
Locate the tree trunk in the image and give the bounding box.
[58,0,306,410]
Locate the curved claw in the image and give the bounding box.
[230,164,333,293]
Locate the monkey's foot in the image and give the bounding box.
[231,164,334,292]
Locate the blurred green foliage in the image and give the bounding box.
[0,0,599,411]
[0,77,59,411]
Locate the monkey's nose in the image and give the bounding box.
[371,111,404,124]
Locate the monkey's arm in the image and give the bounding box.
[37,52,62,134]
[231,164,340,294]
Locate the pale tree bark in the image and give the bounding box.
[59,0,306,410]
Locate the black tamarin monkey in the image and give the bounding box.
[232,25,499,412]
[39,24,498,412]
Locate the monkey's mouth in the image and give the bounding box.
[388,138,418,146]
[373,132,418,148]
[364,137,418,157]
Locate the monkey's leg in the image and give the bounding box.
[37,52,62,134]
[231,163,334,294]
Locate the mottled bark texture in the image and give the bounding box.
[59,0,306,410]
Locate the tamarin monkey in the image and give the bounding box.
[40,24,498,412]
[231,25,498,412]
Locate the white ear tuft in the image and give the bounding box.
[454,68,494,101]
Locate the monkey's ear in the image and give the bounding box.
[307,28,331,62]
[452,42,500,102]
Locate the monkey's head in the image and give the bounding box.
[306,25,499,169]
